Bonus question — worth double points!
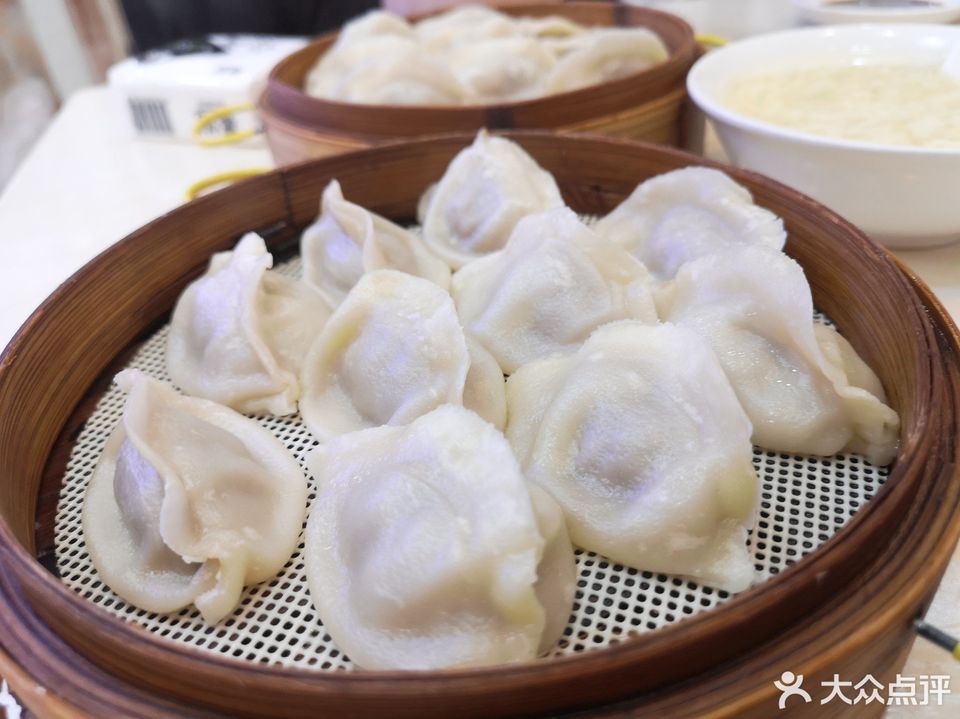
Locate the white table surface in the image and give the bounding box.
[1,84,958,713]
[0,86,274,349]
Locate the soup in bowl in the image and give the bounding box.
[688,24,960,249]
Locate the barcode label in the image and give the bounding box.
[196,102,236,136]
[129,98,173,134]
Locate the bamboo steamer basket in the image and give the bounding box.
[0,132,958,718]
[258,3,699,165]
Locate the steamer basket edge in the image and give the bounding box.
[0,132,957,718]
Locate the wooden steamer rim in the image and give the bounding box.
[0,133,958,718]
[261,2,699,138]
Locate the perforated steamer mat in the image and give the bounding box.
[53,254,889,671]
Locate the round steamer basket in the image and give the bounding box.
[0,133,958,718]
[258,2,699,165]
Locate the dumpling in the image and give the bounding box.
[304,10,415,100]
[299,270,469,441]
[166,233,329,416]
[657,245,900,464]
[304,404,576,669]
[301,179,450,309]
[338,47,466,105]
[463,336,506,430]
[420,130,565,268]
[515,15,585,40]
[595,167,787,281]
[415,5,518,51]
[543,28,668,94]
[452,207,658,373]
[337,9,413,44]
[82,370,308,624]
[506,322,759,593]
[813,322,900,461]
[305,34,419,100]
[447,36,555,103]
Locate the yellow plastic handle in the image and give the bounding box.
[185,168,272,201]
[192,103,258,147]
[695,33,728,49]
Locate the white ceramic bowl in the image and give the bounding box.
[687,24,960,249]
[793,0,960,26]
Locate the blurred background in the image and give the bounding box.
[0,0,388,189]
[0,0,798,191]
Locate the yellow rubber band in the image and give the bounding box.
[185,168,271,201]
[695,33,728,48]
[192,103,258,147]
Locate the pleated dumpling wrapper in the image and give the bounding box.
[333,9,413,45]
[507,321,760,593]
[452,206,658,373]
[463,336,507,430]
[447,36,556,103]
[301,179,450,310]
[420,130,565,268]
[415,5,518,51]
[304,404,576,670]
[166,232,330,416]
[82,370,308,624]
[337,48,466,106]
[595,167,787,282]
[300,269,482,441]
[657,245,900,465]
[543,27,668,94]
[304,11,417,100]
[515,14,585,43]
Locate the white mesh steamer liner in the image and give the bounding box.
[54,255,889,670]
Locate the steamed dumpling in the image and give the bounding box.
[301,179,450,309]
[518,16,586,63]
[304,10,415,99]
[304,404,576,669]
[543,28,668,94]
[447,36,556,102]
[337,9,413,44]
[166,233,330,416]
[420,130,565,268]
[83,370,308,623]
[415,5,518,51]
[305,34,419,99]
[657,245,900,464]
[305,6,669,105]
[515,15,585,41]
[338,48,466,105]
[507,322,759,593]
[463,336,507,430]
[452,207,658,373]
[299,270,469,441]
[595,167,787,281]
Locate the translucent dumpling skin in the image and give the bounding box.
[82,370,308,624]
[301,179,450,309]
[420,130,565,268]
[304,6,669,106]
[452,207,658,373]
[299,269,469,441]
[543,27,668,94]
[304,405,576,670]
[507,321,760,593]
[657,245,900,464]
[595,167,787,281]
[166,233,330,416]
